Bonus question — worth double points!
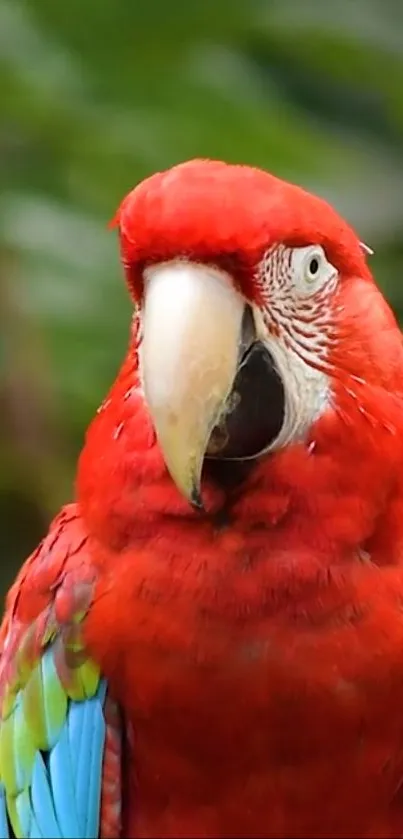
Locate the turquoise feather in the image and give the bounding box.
[48,725,81,837]
[84,691,107,838]
[31,752,61,838]
[0,679,108,839]
[69,682,107,837]
[0,513,122,838]
[0,785,9,839]
[27,811,42,839]
[0,629,109,839]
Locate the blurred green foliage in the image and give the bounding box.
[1,0,403,595]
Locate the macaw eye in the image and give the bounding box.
[292,245,337,294]
[303,248,325,284]
[307,256,319,278]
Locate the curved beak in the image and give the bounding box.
[140,261,245,507]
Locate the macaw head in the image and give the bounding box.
[113,159,403,510]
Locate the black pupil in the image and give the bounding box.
[309,257,319,275]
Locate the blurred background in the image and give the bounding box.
[1,0,403,598]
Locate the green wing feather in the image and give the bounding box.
[0,598,101,837]
[0,506,107,839]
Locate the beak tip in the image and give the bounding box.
[190,484,204,512]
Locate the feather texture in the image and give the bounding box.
[0,630,107,838]
[0,507,122,839]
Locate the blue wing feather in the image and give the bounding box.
[0,680,109,839]
[31,752,61,838]
[84,690,107,838]
[49,723,80,837]
[68,700,87,827]
[68,695,85,777]
[0,785,10,839]
[28,811,43,839]
[0,508,123,839]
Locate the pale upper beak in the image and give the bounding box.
[140,260,246,506]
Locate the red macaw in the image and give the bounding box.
[2,159,403,838]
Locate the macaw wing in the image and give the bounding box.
[0,506,122,839]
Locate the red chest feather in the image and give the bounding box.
[84,516,403,838]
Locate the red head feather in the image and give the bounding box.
[113,158,370,303]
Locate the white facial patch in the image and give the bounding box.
[253,244,338,450]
